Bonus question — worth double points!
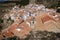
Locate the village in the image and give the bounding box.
[0,0,60,40]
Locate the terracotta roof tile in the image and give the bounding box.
[41,14,55,23]
[3,31,13,37]
[7,22,31,38]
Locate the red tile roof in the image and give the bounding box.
[41,14,55,23]
[6,21,31,38]
[3,31,13,37]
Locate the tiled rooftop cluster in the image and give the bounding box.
[0,4,60,39]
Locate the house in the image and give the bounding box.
[14,17,23,23]
[9,22,31,38]
[2,31,14,38]
[34,13,60,32]
[41,14,55,24]
[2,20,31,38]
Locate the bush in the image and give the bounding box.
[0,25,3,31]
[20,0,29,6]
[0,19,3,23]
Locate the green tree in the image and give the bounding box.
[20,0,29,6]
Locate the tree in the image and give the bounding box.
[20,0,29,6]
[0,24,3,31]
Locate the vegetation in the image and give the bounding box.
[7,17,14,23]
[0,25,3,31]
[20,0,29,6]
[0,19,3,31]
[24,31,60,40]
[0,19,3,23]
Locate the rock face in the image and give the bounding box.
[25,31,60,40]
